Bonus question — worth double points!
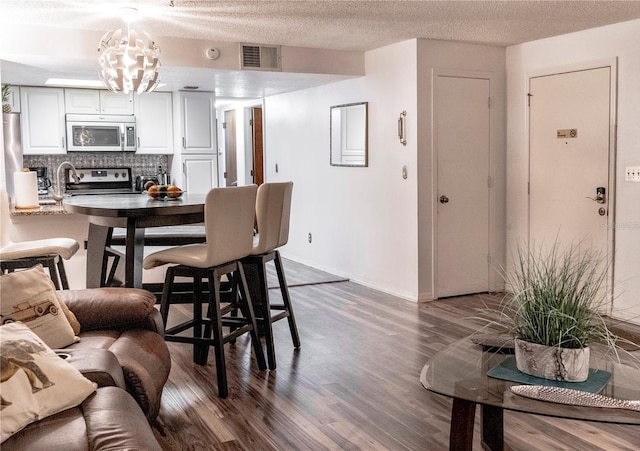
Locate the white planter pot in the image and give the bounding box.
[514,338,590,382]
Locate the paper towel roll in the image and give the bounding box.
[13,171,39,209]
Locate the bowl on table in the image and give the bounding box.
[147,185,184,200]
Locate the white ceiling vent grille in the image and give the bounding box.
[241,44,281,71]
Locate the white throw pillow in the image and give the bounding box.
[0,265,77,348]
[0,322,97,442]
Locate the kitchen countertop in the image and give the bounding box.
[10,202,68,216]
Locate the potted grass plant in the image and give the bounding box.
[502,241,617,382]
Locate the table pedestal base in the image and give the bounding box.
[450,399,503,451]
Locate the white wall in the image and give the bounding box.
[506,19,640,323]
[265,40,421,301]
[416,40,506,298]
[263,39,506,302]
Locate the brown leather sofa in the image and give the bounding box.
[2,287,170,450]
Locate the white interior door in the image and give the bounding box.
[529,67,611,253]
[436,75,490,298]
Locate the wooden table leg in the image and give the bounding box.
[124,218,145,288]
[86,223,111,288]
[481,404,504,451]
[450,398,476,451]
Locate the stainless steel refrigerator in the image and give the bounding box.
[3,112,23,199]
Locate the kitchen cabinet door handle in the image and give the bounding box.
[137,137,141,148]
[182,137,186,148]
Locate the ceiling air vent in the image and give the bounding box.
[241,44,281,71]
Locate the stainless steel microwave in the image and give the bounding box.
[66,114,136,152]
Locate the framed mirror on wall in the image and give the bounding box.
[330,102,368,167]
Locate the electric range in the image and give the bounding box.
[64,167,140,195]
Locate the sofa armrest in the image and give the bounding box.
[1,387,162,451]
[58,288,164,335]
[55,348,126,389]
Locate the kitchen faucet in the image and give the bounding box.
[51,161,80,202]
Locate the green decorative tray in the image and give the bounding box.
[488,356,612,394]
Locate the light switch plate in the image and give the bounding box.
[625,166,640,182]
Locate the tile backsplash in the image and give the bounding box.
[24,153,170,191]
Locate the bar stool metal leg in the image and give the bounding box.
[236,261,268,373]
[274,251,301,348]
[159,261,267,398]
[242,251,301,370]
[55,255,70,289]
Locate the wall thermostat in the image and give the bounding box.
[205,48,220,60]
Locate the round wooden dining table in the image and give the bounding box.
[64,193,206,288]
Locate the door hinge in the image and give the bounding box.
[222,122,227,129]
[249,119,253,126]
[223,171,228,179]
[487,176,493,188]
[488,97,492,109]
[527,93,533,107]
[527,182,530,194]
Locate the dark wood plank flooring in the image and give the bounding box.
[153,261,640,450]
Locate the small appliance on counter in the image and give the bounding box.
[156,165,170,186]
[29,166,52,195]
[135,175,160,192]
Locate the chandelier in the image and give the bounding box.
[97,9,161,94]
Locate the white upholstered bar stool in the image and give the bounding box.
[241,181,300,370]
[0,188,79,289]
[142,185,266,398]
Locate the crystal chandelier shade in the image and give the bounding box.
[97,25,161,94]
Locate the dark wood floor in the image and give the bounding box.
[153,260,640,450]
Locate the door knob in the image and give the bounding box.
[440,195,449,204]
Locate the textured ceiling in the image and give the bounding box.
[3,0,640,50]
[2,1,640,98]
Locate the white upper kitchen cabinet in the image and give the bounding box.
[134,91,173,154]
[180,91,215,154]
[21,87,66,155]
[65,89,134,115]
[181,155,217,194]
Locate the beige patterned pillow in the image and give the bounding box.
[53,288,81,335]
[0,265,77,348]
[0,322,97,442]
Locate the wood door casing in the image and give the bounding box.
[252,107,264,186]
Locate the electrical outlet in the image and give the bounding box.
[308,233,312,243]
[625,166,640,182]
